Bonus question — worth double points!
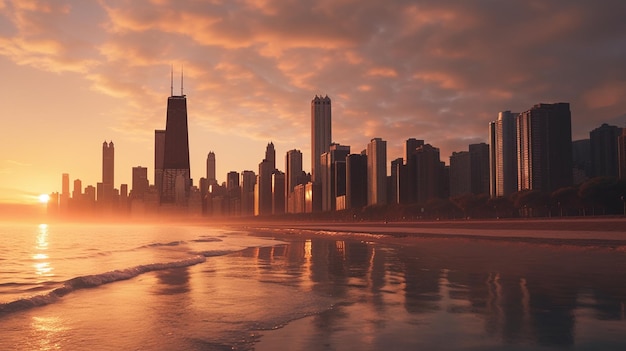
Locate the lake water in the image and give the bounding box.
[1,222,625,350]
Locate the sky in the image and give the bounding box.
[1,0,626,205]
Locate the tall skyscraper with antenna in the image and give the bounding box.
[157,66,191,205]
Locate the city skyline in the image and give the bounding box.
[2,1,626,204]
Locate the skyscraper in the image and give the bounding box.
[321,143,350,211]
[449,151,471,196]
[154,130,165,194]
[346,153,367,209]
[469,143,490,195]
[101,141,114,205]
[257,159,273,216]
[131,166,149,200]
[590,123,622,178]
[517,103,573,193]
[61,173,70,208]
[311,95,331,183]
[367,138,387,206]
[72,179,82,201]
[404,138,425,203]
[265,142,276,171]
[159,76,191,205]
[415,144,442,203]
[241,170,256,216]
[207,151,217,186]
[618,129,626,180]
[489,111,518,198]
[285,149,303,213]
[272,171,285,214]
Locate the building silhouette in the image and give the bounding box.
[241,170,256,216]
[572,139,591,183]
[311,95,331,183]
[346,153,367,209]
[99,141,115,205]
[256,158,273,216]
[517,103,573,193]
[404,138,425,203]
[415,144,442,203]
[132,166,149,200]
[367,138,387,206]
[450,151,471,196]
[321,143,350,211]
[285,149,303,213]
[158,82,191,205]
[469,143,490,195]
[272,171,286,214]
[618,129,626,180]
[590,123,622,178]
[265,142,276,171]
[489,111,518,198]
[206,151,217,186]
[390,158,404,204]
[154,130,165,196]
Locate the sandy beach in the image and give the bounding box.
[240,217,626,246]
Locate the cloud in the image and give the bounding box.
[1,0,625,170]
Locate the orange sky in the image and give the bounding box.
[1,0,626,204]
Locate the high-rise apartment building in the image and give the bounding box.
[449,151,471,196]
[158,83,191,205]
[131,166,149,200]
[206,151,217,186]
[72,179,82,200]
[61,173,70,209]
[320,143,350,211]
[154,130,165,194]
[572,139,591,183]
[367,138,387,206]
[241,170,256,216]
[311,95,331,183]
[404,138,425,203]
[590,123,622,178]
[346,153,367,209]
[469,143,490,195]
[285,149,303,213]
[489,111,518,198]
[100,141,115,205]
[415,144,442,203]
[265,142,276,171]
[257,159,273,216]
[517,103,573,193]
[272,171,285,215]
[618,129,626,180]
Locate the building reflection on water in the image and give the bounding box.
[240,236,626,348]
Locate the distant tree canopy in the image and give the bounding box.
[266,176,626,222]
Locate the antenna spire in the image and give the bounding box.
[170,64,173,97]
[181,64,184,96]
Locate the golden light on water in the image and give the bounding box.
[33,223,53,278]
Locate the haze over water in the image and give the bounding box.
[1,222,625,350]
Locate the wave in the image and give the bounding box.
[190,249,236,257]
[0,255,206,316]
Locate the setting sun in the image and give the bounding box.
[38,194,50,204]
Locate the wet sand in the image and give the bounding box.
[246,218,626,351]
[241,217,626,247]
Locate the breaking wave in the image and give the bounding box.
[0,255,207,316]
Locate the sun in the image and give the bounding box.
[38,194,50,204]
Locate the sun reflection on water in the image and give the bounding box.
[33,224,53,278]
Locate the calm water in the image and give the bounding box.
[1,222,626,350]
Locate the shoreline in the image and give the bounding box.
[235,217,626,248]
